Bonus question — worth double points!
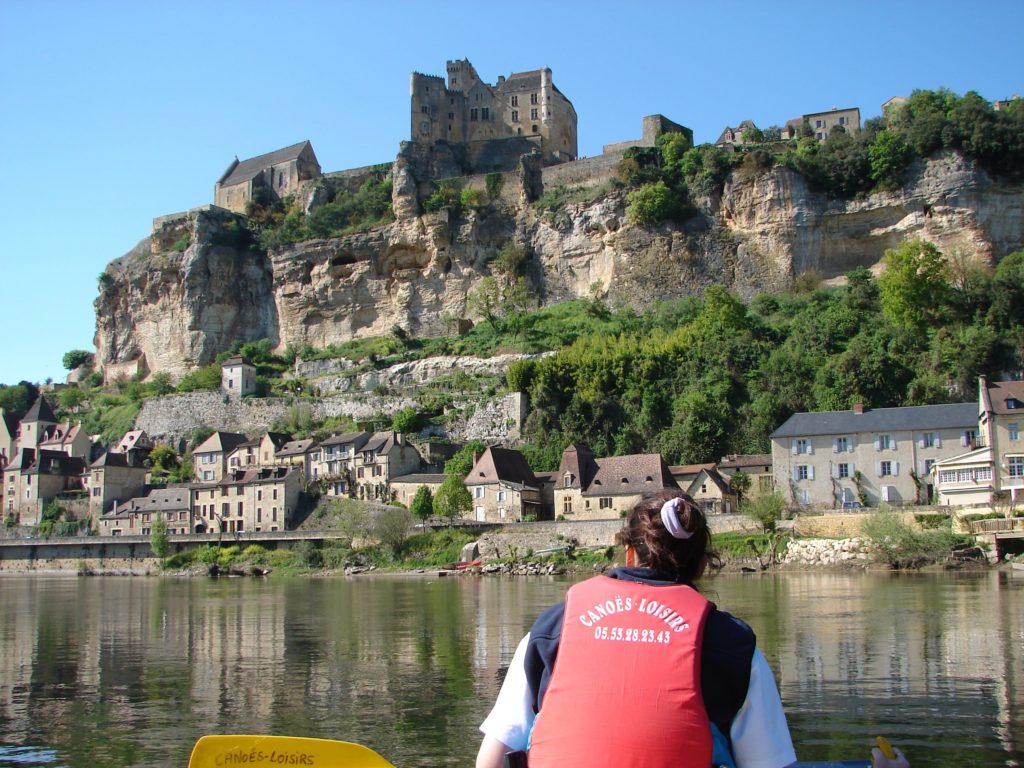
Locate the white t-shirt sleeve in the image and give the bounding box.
[479,633,535,752]
[730,648,798,768]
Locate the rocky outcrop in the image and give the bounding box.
[94,149,1024,379]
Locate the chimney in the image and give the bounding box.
[853,402,864,415]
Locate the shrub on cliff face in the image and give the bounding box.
[626,181,685,225]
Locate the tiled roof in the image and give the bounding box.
[194,431,249,455]
[465,447,538,487]
[29,450,86,477]
[276,438,318,457]
[319,431,371,448]
[221,466,297,486]
[23,396,56,424]
[986,379,1024,416]
[2,409,22,436]
[770,403,977,439]
[584,453,677,497]
[391,472,445,485]
[115,487,191,514]
[219,141,312,188]
[717,453,772,470]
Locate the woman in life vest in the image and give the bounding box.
[475,489,909,768]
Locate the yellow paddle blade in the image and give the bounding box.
[187,735,396,768]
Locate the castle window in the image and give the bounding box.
[421,106,428,113]
[531,108,538,120]
[481,107,489,120]
[530,93,538,104]
[420,121,430,135]
[532,124,538,133]
[448,112,454,120]
[512,110,519,122]
[511,95,518,107]
[470,108,478,121]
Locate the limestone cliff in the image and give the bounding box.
[94,148,1024,379]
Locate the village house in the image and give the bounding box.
[555,444,678,521]
[98,486,193,537]
[13,396,58,453]
[771,402,978,508]
[193,432,249,484]
[214,140,321,214]
[715,120,758,148]
[309,431,371,496]
[390,472,445,509]
[111,429,154,464]
[0,408,20,468]
[221,356,257,398]
[4,449,88,526]
[670,464,737,515]
[717,454,774,500]
[783,107,861,141]
[273,437,319,479]
[932,377,1024,506]
[88,450,149,522]
[352,431,423,502]
[192,466,302,534]
[226,437,263,471]
[464,446,544,523]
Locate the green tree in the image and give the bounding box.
[730,471,752,505]
[878,239,952,333]
[433,473,472,526]
[58,387,87,410]
[410,486,434,523]
[391,407,422,434]
[150,517,170,561]
[62,349,94,371]
[372,506,414,553]
[745,492,785,533]
[147,444,181,481]
[626,181,683,225]
[869,130,912,190]
[445,441,488,476]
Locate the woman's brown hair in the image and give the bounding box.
[616,489,718,583]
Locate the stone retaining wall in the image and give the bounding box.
[783,538,870,566]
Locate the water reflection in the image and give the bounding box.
[0,573,1020,767]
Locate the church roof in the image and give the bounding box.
[218,140,313,188]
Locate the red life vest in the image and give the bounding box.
[528,575,713,768]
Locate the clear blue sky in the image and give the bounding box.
[1,0,1021,386]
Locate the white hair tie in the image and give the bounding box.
[660,498,693,540]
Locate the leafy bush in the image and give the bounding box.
[626,181,685,225]
[485,172,504,200]
[460,187,488,209]
[423,183,461,213]
[860,510,964,566]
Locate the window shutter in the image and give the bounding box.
[792,466,800,481]
[918,436,925,448]
[876,461,883,477]
[831,463,839,479]
[849,462,855,475]
[791,440,798,455]
[961,432,969,447]
[808,465,815,480]
[833,438,839,453]
[935,436,942,449]
[891,437,897,449]
[893,462,899,476]
[807,443,814,455]
[849,436,856,452]
[875,436,882,451]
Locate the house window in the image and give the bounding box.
[837,463,850,479]
[838,116,848,125]
[257,489,262,501]
[815,119,824,128]
[511,95,518,106]
[474,487,484,499]
[530,93,538,104]
[877,434,894,450]
[834,436,849,453]
[599,497,612,510]
[92,487,101,497]
[563,473,573,487]
[481,107,489,120]
[798,489,810,505]
[962,430,977,447]
[923,459,935,475]
[879,461,897,477]
[497,490,507,502]
[957,469,972,482]
[976,467,992,481]
[795,439,812,455]
[796,465,813,481]
[938,470,956,484]
[1009,423,1020,441]
[511,110,519,122]
[470,108,478,121]
[530,108,538,120]
[1009,457,1024,477]
[562,497,572,514]
[532,124,539,133]
[921,432,937,448]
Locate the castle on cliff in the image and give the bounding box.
[410,59,578,165]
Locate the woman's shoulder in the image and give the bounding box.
[703,607,756,661]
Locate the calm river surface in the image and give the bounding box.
[0,571,1021,768]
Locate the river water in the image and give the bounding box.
[0,571,1021,768]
